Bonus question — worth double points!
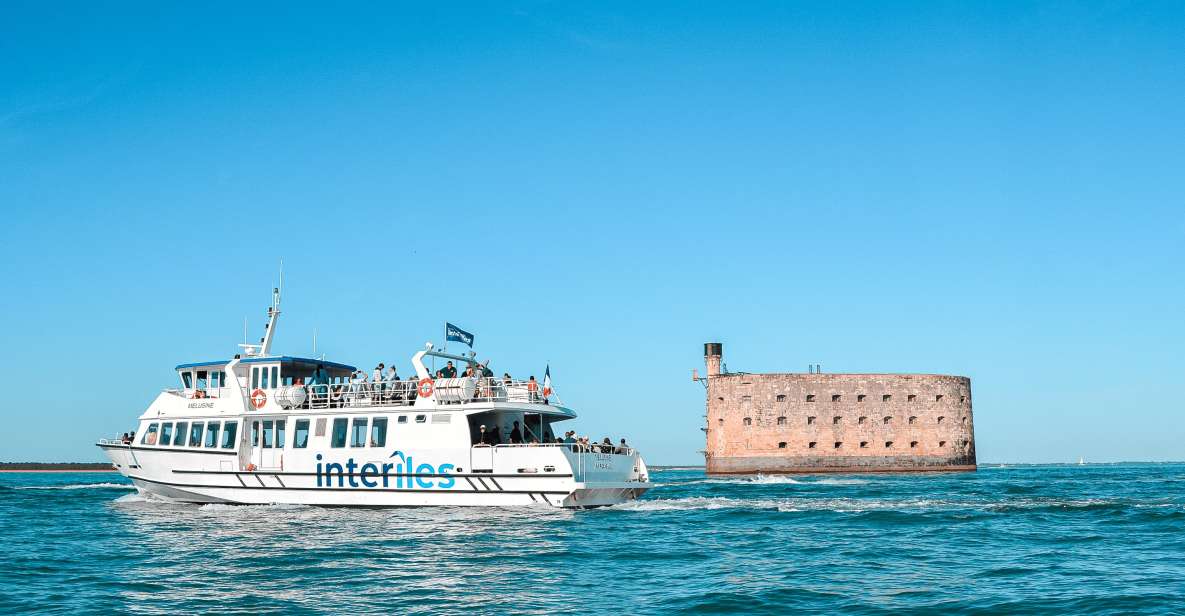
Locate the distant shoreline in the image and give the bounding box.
[0,463,116,472]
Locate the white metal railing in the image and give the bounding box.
[491,442,636,456]
[164,387,225,399]
[255,377,560,410]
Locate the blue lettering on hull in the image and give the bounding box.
[316,450,457,489]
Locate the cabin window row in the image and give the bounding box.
[141,421,238,449]
[181,370,227,390]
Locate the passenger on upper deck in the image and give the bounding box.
[372,363,385,398]
[615,438,629,454]
[527,376,539,401]
[442,361,457,378]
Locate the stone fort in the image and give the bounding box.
[699,343,976,474]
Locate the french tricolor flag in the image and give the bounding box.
[543,365,552,397]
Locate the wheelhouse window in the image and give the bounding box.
[261,367,270,390]
[174,422,188,446]
[205,422,220,447]
[141,423,159,445]
[370,418,388,447]
[220,421,238,449]
[270,367,278,389]
[293,419,310,449]
[350,418,369,447]
[160,423,174,447]
[331,418,348,448]
[181,372,193,389]
[197,371,208,390]
[251,367,259,389]
[189,423,204,447]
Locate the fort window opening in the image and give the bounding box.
[908,394,916,402]
[936,394,944,402]
[960,395,966,403]
[939,440,947,447]
[858,416,867,424]
[806,394,816,402]
[883,416,892,424]
[717,397,724,401]
[860,441,868,448]
[718,418,723,424]
[808,441,817,449]
[742,395,752,403]
[832,394,841,402]
[882,394,891,402]
[937,416,945,424]
[776,394,786,402]
[778,442,787,449]
[962,416,968,425]
[909,416,917,425]
[777,416,786,426]
[910,441,918,448]
[857,394,866,402]
[885,441,893,448]
[832,416,841,425]
[807,416,816,425]
[834,442,842,449]
[743,417,752,426]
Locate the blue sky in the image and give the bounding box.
[1,2,1182,464]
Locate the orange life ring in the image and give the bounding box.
[418,378,434,397]
[246,463,257,472]
[250,388,267,409]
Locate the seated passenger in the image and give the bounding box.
[442,361,457,378]
[616,439,629,454]
[602,437,614,453]
[563,431,577,445]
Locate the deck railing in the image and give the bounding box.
[278,377,559,409]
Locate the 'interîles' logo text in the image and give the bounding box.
[315,451,456,489]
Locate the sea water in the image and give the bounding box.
[1,464,1182,614]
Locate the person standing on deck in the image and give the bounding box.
[442,361,457,378]
[372,363,385,399]
[509,421,523,444]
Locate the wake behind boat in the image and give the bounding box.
[97,285,652,508]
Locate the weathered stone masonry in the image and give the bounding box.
[702,343,976,474]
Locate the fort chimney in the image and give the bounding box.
[704,342,723,377]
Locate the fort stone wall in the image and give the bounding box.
[702,344,976,474]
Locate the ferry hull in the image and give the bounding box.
[101,444,651,508]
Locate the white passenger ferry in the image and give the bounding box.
[97,287,652,508]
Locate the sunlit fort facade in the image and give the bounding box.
[699,343,976,474]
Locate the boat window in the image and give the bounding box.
[261,367,270,389]
[262,420,274,448]
[293,419,310,449]
[276,420,286,449]
[205,422,220,447]
[370,418,388,448]
[251,421,260,447]
[270,367,278,389]
[189,423,204,447]
[141,423,159,445]
[174,422,188,446]
[197,371,208,390]
[315,418,327,437]
[350,418,369,447]
[212,371,224,388]
[160,423,174,447]
[331,418,348,448]
[181,372,193,389]
[221,421,238,449]
[398,416,407,424]
[415,415,426,423]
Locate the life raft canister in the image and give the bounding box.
[418,378,434,397]
[250,388,267,409]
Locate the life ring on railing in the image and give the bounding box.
[249,388,267,409]
[418,378,434,398]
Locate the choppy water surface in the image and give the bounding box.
[2,464,1183,614]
